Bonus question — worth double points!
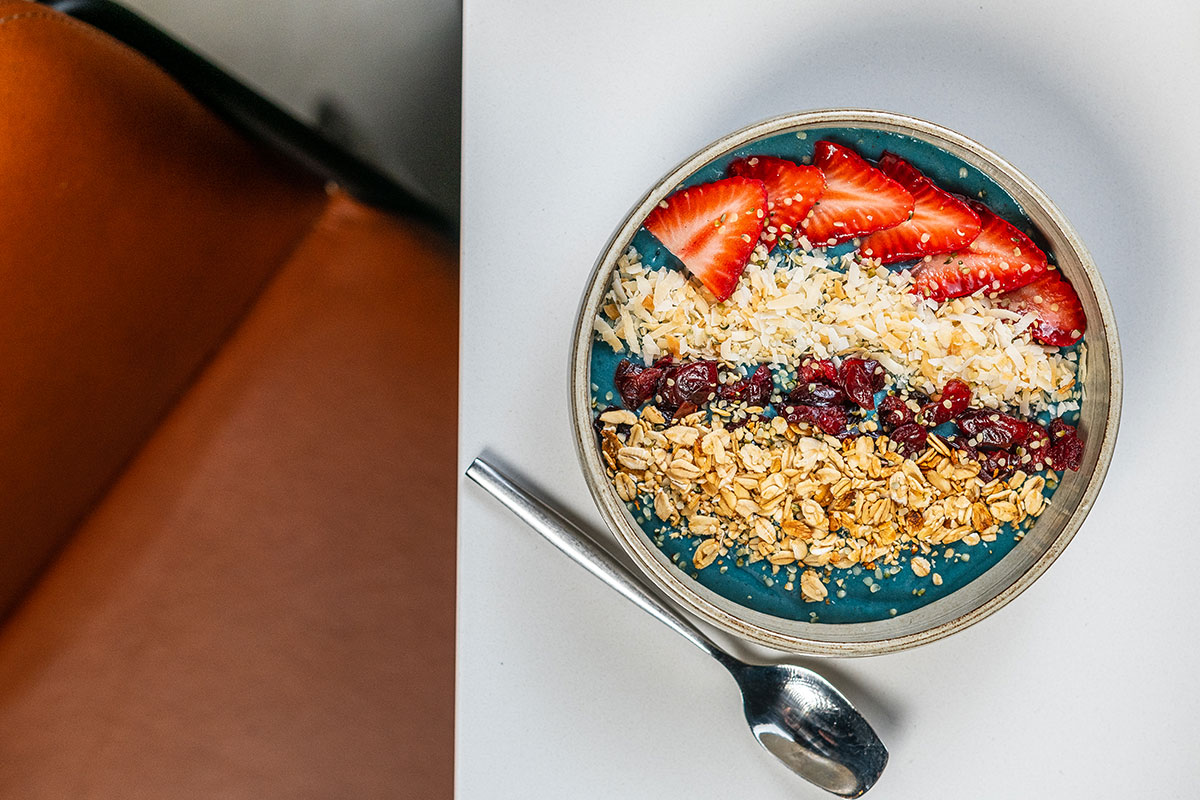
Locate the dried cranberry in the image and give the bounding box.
[718,379,744,402]
[656,360,718,412]
[777,403,848,436]
[947,435,976,459]
[917,379,972,427]
[1046,418,1084,471]
[941,380,972,417]
[745,365,774,406]
[800,357,839,385]
[1020,424,1051,469]
[878,395,915,429]
[978,450,1014,480]
[916,400,946,427]
[787,381,848,407]
[673,401,700,420]
[719,364,774,406]
[840,358,885,410]
[614,358,668,409]
[1048,418,1076,440]
[955,408,1028,450]
[890,422,927,458]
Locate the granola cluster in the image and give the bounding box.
[597,406,1049,603]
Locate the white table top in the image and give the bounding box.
[458,2,1200,797]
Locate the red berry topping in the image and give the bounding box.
[642,177,768,301]
[1046,418,1084,471]
[655,360,719,412]
[949,437,1013,480]
[861,153,982,264]
[1020,424,1052,470]
[890,422,928,458]
[800,357,840,385]
[614,358,667,408]
[941,380,973,417]
[719,364,774,406]
[802,141,914,246]
[878,395,915,429]
[787,381,848,407]
[997,271,1087,347]
[777,403,848,436]
[911,201,1048,301]
[840,357,885,410]
[955,408,1032,450]
[979,450,1014,480]
[917,379,972,427]
[727,156,825,249]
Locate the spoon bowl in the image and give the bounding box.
[466,457,887,796]
[733,661,887,796]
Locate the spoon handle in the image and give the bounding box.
[466,457,735,665]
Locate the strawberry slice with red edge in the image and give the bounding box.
[642,176,768,301]
[910,200,1048,301]
[996,271,1087,346]
[860,153,981,264]
[801,141,914,246]
[727,156,825,248]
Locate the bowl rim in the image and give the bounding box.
[569,108,1122,656]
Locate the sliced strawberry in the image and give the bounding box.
[997,271,1087,346]
[860,153,981,264]
[910,201,1048,301]
[642,177,768,301]
[801,141,913,246]
[727,156,825,248]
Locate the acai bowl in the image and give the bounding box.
[571,110,1120,656]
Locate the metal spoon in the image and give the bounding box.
[466,457,888,797]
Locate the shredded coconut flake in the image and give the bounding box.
[598,245,1080,413]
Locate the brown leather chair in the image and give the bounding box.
[0,2,455,796]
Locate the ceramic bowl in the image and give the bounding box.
[570,109,1121,656]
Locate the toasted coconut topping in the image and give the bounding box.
[599,245,1081,416]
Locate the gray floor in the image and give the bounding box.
[123,0,461,222]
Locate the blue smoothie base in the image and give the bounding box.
[589,125,1080,624]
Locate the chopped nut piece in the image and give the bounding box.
[989,500,1021,522]
[782,519,813,540]
[599,408,638,426]
[753,518,777,544]
[614,472,637,502]
[689,515,719,539]
[926,469,952,494]
[800,499,827,530]
[971,501,994,532]
[653,491,677,522]
[800,569,828,602]
[693,539,719,569]
[664,425,700,446]
[640,405,666,426]
[617,446,651,471]
[666,458,703,483]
